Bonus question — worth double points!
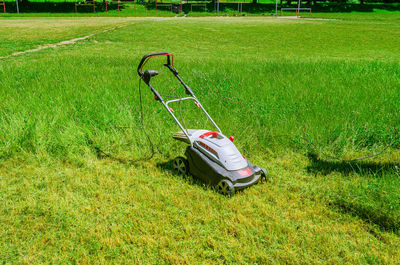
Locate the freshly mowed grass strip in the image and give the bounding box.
[0,16,400,263]
[2,153,400,264]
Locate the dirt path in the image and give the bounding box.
[0,24,128,59]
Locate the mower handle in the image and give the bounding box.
[137,52,173,77]
[199,131,219,139]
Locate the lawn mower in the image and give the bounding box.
[137,52,267,195]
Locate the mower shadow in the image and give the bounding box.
[156,160,212,191]
[157,160,251,196]
[306,152,400,177]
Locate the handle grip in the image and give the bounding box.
[199,131,219,139]
[137,52,173,77]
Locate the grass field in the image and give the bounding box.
[1,15,400,263]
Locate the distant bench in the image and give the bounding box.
[280,7,311,16]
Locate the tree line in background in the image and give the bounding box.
[278,0,399,5]
[12,0,400,4]
[4,0,399,12]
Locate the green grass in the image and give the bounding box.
[1,15,400,263]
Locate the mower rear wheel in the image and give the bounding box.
[172,156,189,175]
[216,179,235,196]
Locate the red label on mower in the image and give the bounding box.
[238,167,252,177]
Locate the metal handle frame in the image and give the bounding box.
[137,52,173,77]
[137,53,221,146]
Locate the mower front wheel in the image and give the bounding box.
[172,156,189,175]
[259,166,268,183]
[215,179,235,196]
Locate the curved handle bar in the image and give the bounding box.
[137,52,173,77]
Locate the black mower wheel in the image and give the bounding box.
[172,156,189,175]
[215,179,235,196]
[259,166,268,183]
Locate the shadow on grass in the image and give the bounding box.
[306,152,400,177]
[156,159,264,196]
[307,152,400,233]
[331,198,400,234]
[86,134,156,165]
[156,159,212,190]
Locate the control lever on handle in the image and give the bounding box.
[143,69,159,84]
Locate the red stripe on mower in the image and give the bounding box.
[238,167,252,177]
